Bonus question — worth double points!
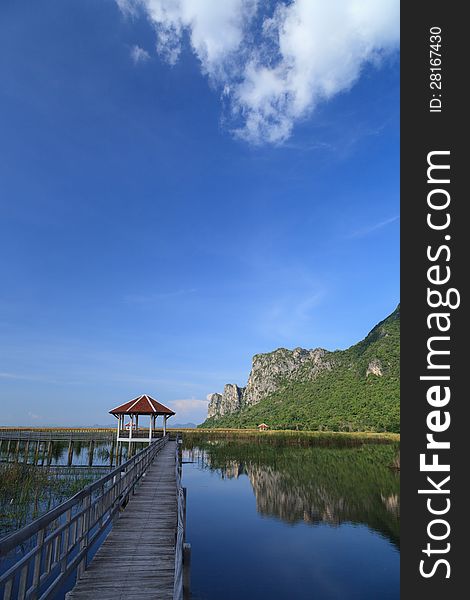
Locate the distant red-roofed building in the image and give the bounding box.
[257,423,269,431]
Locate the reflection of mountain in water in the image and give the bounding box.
[187,441,400,548]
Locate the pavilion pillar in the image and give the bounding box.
[117,415,121,441]
[163,415,167,436]
[129,415,133,442]
[149,414,153,442]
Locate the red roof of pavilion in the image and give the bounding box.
[109,394,175,416]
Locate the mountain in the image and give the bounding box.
[201,305,400,432]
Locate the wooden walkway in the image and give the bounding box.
[66,440,178,600]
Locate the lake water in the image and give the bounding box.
[0,439,147,537]
[0,439,141,468]
[182,438,400,600]
[1,435,399,599]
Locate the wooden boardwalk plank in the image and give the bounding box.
[66,440,177,600]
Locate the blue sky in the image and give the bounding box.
[0,0,399,425]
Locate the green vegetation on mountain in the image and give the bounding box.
[201,305,400,432]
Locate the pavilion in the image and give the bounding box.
[109,394,175,443]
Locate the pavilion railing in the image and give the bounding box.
[0,435,169,600]
[116,430,158,439]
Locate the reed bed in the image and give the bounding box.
[0,462,102,538]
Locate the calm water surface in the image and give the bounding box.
[182,439,400,600]
[1,436,399,599]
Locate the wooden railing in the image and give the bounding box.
[173,436,190,600]
[0,429,174,443]
[0,430,115,442]
[0,436,168,600]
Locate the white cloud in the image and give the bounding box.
[28,411,41,420]
[169,398,209,421]
[131,0,257,71]
[130,44,151,63]
[171,398,208,411]
[116,0,140,18]
[116,0,399,144]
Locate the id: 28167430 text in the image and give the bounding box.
[429,26,443,113]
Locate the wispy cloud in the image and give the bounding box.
[28,411,41,421]
[0,336,240,395]
[260,290,324,342]
[348,215,399,239]
[123,288,197,304]
[242,260,327,344]
[130,44,150,64]
[109,374,209,390]
[116,0,399,144]
[0,372,25,380]
[0,372,61,384]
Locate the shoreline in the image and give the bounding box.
[0,426,399,443]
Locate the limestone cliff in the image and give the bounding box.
[207,384,245,419]
[206,393,223,419]
[243,347,332,407]
[207,347,332,419]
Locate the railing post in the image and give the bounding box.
[3,576,13,600]
[67,440,74,466]
[34,440,40,464]
[47,440,52,464]
[24,440,30,464]
[88,441,94,466]
[183,487,187,543]
[61,509,72,574]
[18,563,28,600]
[183,543,191,600]
[77,495,91,578]
[30,528,45,599]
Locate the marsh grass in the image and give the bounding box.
[390,450,400,470]
[0,463,101,538]
[178,428,399,447]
